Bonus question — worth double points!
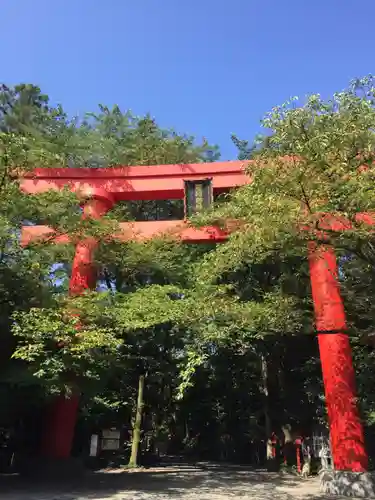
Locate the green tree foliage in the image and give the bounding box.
[84,105,220,167]
[231,133,255,160]
[12,305,120,395]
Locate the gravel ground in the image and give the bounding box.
[0,463,358,500]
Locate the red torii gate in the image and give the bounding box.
[20,161,368,473]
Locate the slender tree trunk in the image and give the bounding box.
[260,353,278,470]
[185,420,190,441]
[128,374,145,468]
[278,354,295,466]
[260,354,272,456]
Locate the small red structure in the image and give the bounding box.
[295,437,303,473]
[20,161,368,472]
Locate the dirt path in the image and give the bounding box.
[0,463,357,499]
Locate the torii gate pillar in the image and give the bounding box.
[308,244,367,472]
[41,194,114,459]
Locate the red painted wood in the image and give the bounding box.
[69,196,114,295]
[41,394,80,459]
[271,433,277,459]
[21,212,375,247]
[308,244,368,472]
[23,161,247,179]
[41,196,114,459]
[20,161,250,201]
[21,220,230,246]
[295,437,302,473]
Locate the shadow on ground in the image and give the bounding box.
[0,463,336,499]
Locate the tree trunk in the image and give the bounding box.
[260,354,272,454]
[260,353,278,470]
[128,374,145,468]
[185,420,190,441]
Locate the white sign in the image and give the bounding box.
[90,434,99,456]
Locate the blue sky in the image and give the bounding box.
[2,0,375,159]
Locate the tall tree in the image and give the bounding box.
[193,76,375,449]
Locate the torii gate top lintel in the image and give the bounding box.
[20,160,250,202]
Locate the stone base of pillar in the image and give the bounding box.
[320,469,375,497]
